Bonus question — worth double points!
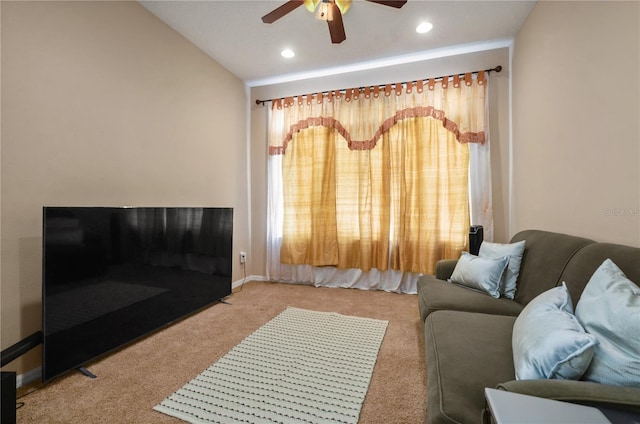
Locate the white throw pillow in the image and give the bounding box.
[479,240,526,299]
[512,282,597,380]
[575,259,640,387]
[448,252,509,298]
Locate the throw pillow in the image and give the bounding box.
[448,252,509,298]
[479,240,526,299]
[575,259,640,387]
[512,282,597,380]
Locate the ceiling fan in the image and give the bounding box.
[261,0,408,44]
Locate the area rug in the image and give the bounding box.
[154,307,389,424]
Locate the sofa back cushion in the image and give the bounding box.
[559,242,640,308]
[510,230,594,306]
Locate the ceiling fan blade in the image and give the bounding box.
[261,1,305,24]
[365,0,407,8]
[328,2,346,44]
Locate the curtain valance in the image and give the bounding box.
[268,71,487,156]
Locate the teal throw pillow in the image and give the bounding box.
[513,282,597,380]
[448,252,509,298]
[575,259,640,387]
[479,240,526,299]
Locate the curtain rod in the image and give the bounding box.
[255,65,501,106]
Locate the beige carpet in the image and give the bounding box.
[16,281,427,423]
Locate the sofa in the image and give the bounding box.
[417,229,640,424]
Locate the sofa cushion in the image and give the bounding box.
[513,283,596,380]
[434,259,458,280]
[576,259,640,387]
[510,230,594,306]
[424,311,517,424]
[417,276,524,322]
[558,242,640,309]
[479,240,526,299]
[448,252,509,298]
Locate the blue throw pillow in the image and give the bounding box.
[575,259,640,387]
[448,252,509,298]
[479,240,526,299]
[513,282,597,380]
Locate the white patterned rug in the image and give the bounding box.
[154,307,389,424]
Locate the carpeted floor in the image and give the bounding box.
[16,281,427,424]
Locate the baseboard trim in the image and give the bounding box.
[16,367,41,388]
[232,275,268,289]
[247,275,269,282]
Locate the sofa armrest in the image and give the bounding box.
[435,259,458,280]
[496,379,640,413]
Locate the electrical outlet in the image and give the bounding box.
[240,251,247,264]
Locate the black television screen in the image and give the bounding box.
[42,206,233,382]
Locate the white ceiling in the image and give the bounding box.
[139,0,536,86]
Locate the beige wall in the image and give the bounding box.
[512,1,639,246]
[0,1,249,375]
[250,48,513,276]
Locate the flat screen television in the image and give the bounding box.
[42,206,233,382]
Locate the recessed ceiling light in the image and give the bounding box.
[281,49,295,58]
[416,22,433,34]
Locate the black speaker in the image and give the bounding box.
[1,332,42,368]
[0,332,42,424]
[1,371,16,424]
[469,225,484,256]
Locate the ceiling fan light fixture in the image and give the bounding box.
[304,0,320,12]
[335,0,352,15]
[314,0,350,20]
[316,1,332,21]
[262,0,404,44]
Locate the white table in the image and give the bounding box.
[484,388,612,424]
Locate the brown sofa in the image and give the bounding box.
[417,229,640,424]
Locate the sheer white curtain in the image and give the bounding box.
[469,80,494,242]
[266,76,493,294]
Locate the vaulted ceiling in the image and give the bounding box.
[140,1,536,86]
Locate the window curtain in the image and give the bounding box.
[266,73,492,293]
